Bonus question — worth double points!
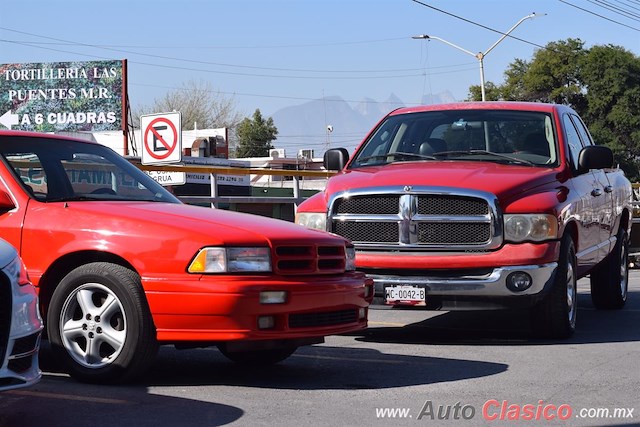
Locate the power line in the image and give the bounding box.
[0,27,460,76]
[587,0,640,20]
[409,0,546,49]
[557,0,640,31]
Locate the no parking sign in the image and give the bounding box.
[140,112,182,165]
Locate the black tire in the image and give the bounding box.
[47,262,158,383]
[218,346,297,366]
[531,234,577,339]
[590,228,629,309]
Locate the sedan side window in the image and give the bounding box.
[4,152,48,200]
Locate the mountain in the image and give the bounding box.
[270,92,455,155]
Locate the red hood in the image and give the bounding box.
[25,200,347,256]
[325,161,562,201]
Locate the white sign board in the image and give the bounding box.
[140,112,182,165]
[186,173,250,187]
[146,171,186,186]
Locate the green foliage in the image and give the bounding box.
[235,109,278,158]
[482,38,640,180]
[467,81,501,101]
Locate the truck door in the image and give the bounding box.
[562,114,601,272]
[570,114,614,262]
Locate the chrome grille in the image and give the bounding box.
[417,223,491,244]
[328,188,500,250]
[334,222,399,243]
[417,195,488,215]
[335,195,400,214]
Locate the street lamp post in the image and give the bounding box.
[412,13,543,101]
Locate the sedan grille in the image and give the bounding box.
[289,309,357,328]
[274,244,346,275]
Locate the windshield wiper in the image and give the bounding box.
[356,151,436,164]
[45,195,103,202]
[433,150,535,166]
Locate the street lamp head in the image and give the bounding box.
[411,34,430,40]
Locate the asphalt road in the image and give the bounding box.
[2,273,639,427]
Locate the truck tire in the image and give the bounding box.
[590,228,629,309]
[47,262,158,383]
[218,346,297,365]
[531,234,577,339]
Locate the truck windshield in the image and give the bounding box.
[351,109,557,168]
[0,135,181,203]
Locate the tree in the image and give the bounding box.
[579,45,640,179]
[484,38,640,180]
[132,80,242,131]
[468,81,501,101]
[235,109,278,158]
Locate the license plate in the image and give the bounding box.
[385,285,426,306]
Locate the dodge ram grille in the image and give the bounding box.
[328,189,501,250]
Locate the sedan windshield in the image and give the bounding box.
[0,135,180,203]
[351,109,558,168]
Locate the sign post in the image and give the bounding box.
[140,112,182,165]
[140,112,185,186]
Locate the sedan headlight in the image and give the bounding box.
[345,245,356,271]
[504,214,558,242]
[295,212,327,230]
[188,247,271,273]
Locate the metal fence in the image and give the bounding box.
[135,162,335,210]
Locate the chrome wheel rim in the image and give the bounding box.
[59,283,127,369]
[620,241,629,300]
[566,261,577,327]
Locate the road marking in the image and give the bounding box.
[7,390,130,404]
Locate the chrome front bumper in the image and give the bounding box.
[371,262,558,301]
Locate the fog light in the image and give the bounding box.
[258,315,275,329]
[260,291,288,304]
[506,272,533,292]
[358,307,366,320]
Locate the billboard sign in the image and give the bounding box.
[0,60,125,132]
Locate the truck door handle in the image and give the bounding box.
[591,188,602,197]
[604,185,613,193]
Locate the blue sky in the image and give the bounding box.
[2,0,640,120]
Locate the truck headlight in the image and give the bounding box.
[504,214,558,242]
[188,247,271,273]
[295,212,327,230]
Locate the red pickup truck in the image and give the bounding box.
[0,130,372,383]
[296,102,633,338]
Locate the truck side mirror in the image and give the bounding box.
[578,145,613,173]
[324,148,350,171]
[0,190,15,212]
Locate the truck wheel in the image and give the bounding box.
[218,346,297,365]
[47,262,158,383]
[590,228,629,309]
[531,234,577,339]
